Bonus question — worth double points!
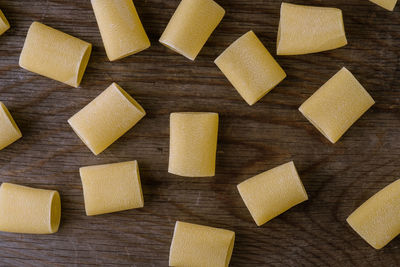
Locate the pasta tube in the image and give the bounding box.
[0,102,22,150]
[0,10,10,35]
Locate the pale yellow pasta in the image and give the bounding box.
[347,179,400,249]
[68,82,146,155]
[169,221,235,267]
[0,102,22,150]
[215,31,286,106]
[237,161,308,226]
[370,0,398,10]
[0,10,10,36]
[19,22,92,87]
[299,67,375,143]
[277,3,347,55]
[0,183,61,234]
[80,160,143,216]
[159,0,225,60]
[169,112,218,177]
[91,0,150,61]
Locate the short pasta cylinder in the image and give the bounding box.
[370,0,398,11]
[215,31,286,106]
[159,0,225,60]
[299,67,375,143]
[91,0,150,61]
[277,3,347,55]
[68,82,146,155]
[19,22,92,87]
[0,183,61,234]
[0,10,10,35]
[80,160,144,216]
[168,112,218,177]
[237,161,308,226]
[169,221,235,267]
[0,102,22,150]
[347,179,400,249]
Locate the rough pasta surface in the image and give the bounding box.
[370,0,398,10]
[68,82,146,155]
[169,112,219,177]
[19,22,92,87]
[215,30,286,106]
[169,221,235,267]
[299,67,375,143]
[277,2,347,55]
[91,0,150,61]
[237,161,308,226]
[0,183,61,234]
[0,102,22,150]
[159,0,225,60]
[0,10,10,35]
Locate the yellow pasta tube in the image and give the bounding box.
[68,82,146,155]
[370,0,398,11]
[0,183,61,234]
[237,161,308,226]
[169,221,235,267]
[80,160,144,216]
[277,3,347,55]
[347,179,400,249]
[215,31,286,106]
[299,67,375,143]
[0,10,10,35]
[169,112,218,177]
[91,0,150,61]
[159,0,225,60]
[19,22,92,87]
[0,102,22,150]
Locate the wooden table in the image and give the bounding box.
[0,0,399,266]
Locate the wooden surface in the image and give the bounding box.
[0,0,399,266]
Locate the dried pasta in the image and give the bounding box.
[91,0,150,61]
[0,10,10,35]
[80,160,144,216]
[68,82,146,155]
[277,3,347,55]
[370,0,398,10]
[215,31,286,106]
[19,22,92,88]
[159,0,225,60]
[169,112,218,177]
[237,161,308,226]
[0,183,61,234]
[169,221,235,267]
[299,67,375,143]
[0,102,22,150]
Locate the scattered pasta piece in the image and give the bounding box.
[370,0,398,10]
[68,82,145,155]
[277,3,347,55]
[215,31,286,106]
[0,183,61,234]
[169,112,218,177]
[80,160,143,216]
[347,179,400,249]
[299,67,375,143]
[19,22,92,87]
[159,0,225,60]
[237,161,308,226]
[0,10,10,35]
[169,221,235,267]
[0,102,22,150]
[91,0,150,61]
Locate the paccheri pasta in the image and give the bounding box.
[168,112,218,177]
[237,161,308,226]
[80,160,144,216]
[19,22,92,87]
[277,3,347,55]
[370,0,398,10]
[0,102,22,150]
[169,221,235,267]
[68,82,146,155]
[0,183,61,234]
[0,10,10,35]
[91,0,150,61]
[347,179,400,249]
[215,30,286,106]
[299,67,375,143]
[159,0,225,60]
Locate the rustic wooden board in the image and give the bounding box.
[0,0,399,266]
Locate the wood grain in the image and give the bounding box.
[0,0,399,266]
